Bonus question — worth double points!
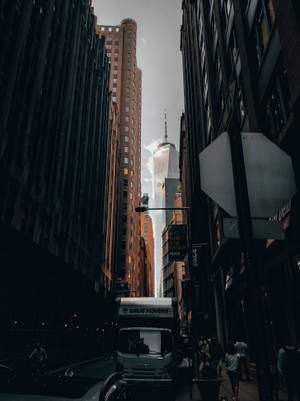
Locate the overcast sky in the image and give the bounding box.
[92,0,184,197]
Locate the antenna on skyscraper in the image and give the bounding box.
[164,109,168,143]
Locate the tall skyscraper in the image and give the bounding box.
[97,19,142,295]
[162,178,181,226]
[152,115,179,295]
[140,194,155,296]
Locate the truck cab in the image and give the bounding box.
[115,298,178,389]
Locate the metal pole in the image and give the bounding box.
[228,117,273,401]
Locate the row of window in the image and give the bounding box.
[100,26,120,33]
[124,157,134,166]
[123,190,134,200]
[122,214,134,224]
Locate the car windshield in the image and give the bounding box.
[118,329,172,355]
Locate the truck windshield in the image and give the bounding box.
[118,329,172,355]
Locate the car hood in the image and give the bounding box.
[0,381,102,401]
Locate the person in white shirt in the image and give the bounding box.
[234,340,249,380]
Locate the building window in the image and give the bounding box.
[130,159,134,166]
[127,70,131,76]
[128,53,131,58]
[125,106,130,112]
[107,36,112,41]
[125,126,129,132]
[124,136,129,142]
[124,168,128,175]
[124,146,128,153]
[114,61,118,66]
[128,61,131,67]
[124,179,128,187]
[128,45,131,51]
[113,78,117,84]
[253,3,275,68]
[128,255,132,263]
[122,228,126,235]
[265,0,276,27]
[114,70,117,76]
[123,190,127,199]
[124,157,128,164]
[125,116,129,122]
[114,53,118,58]
[116,27,120,33]
[112,96,116,102]
[122,241,126,249]
[101,26,105,31]
[263,58,290,141]
[128,37,132,43]
[108,27,112,32]
[125,96,130,102]
[112,87,117,93]
[106,44,112,49]
[123,203,127,210]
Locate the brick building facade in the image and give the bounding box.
[97,19,142,296]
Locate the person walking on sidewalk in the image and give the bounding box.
[225,343,240,401]
[209,335,224,377]
[234,339,249,381]
[278,337,300,401]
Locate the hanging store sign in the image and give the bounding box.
[168,224,187,261]
[191,243,208,268]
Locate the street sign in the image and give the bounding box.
[199,132,296,218]
[191,243,208,267]
[168,224,187,261]
[241,132,296,217]
[199,132,236,216]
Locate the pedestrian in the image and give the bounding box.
[277,337,300,401]
[209,335,224,377]
[29,342,48,377]
[225,343,240,401]
[234,339,249,381]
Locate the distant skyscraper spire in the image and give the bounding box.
[164,109,168,143]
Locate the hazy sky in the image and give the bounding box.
[92,0,184,197]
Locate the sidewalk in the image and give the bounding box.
[176,367,288,401]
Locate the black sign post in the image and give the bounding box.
[168,224,187,261]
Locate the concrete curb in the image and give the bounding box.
[49,353,114,375]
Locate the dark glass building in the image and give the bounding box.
[0,0,112,343]
[180,0,300,365]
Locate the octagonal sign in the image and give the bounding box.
[199,132,297,218]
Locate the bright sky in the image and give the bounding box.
[92,0,184,197]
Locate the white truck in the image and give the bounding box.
[115,297,178,392]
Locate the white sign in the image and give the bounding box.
[199,132,297,218]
